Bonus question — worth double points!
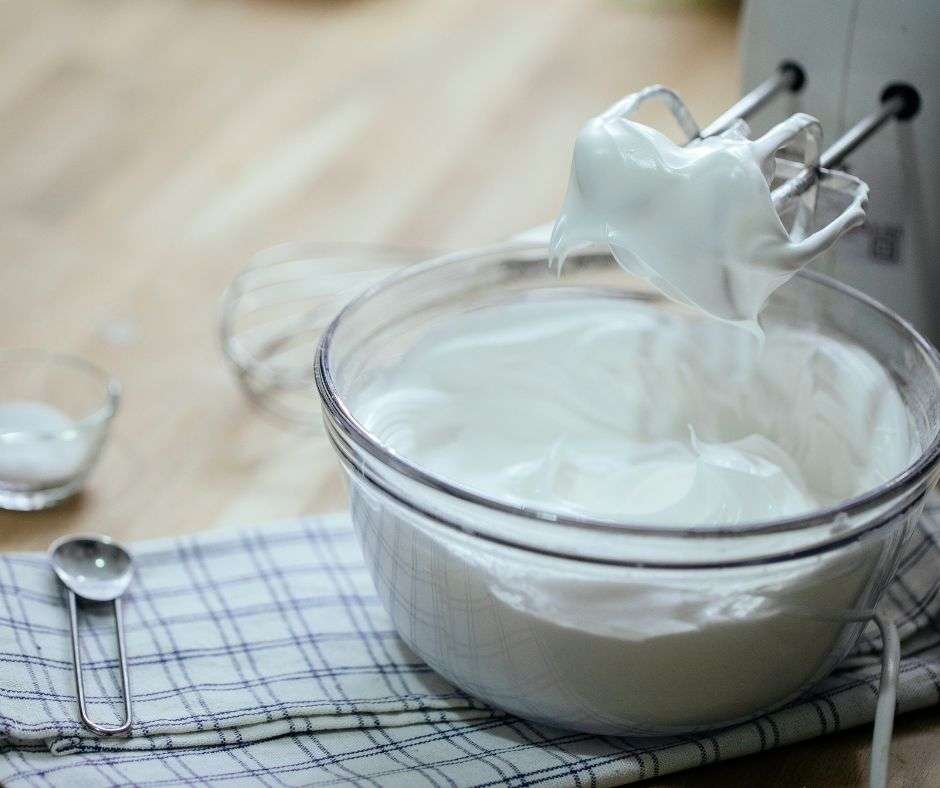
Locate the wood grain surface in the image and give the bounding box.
[0,1,936,785]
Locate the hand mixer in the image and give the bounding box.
[742,0,937,345]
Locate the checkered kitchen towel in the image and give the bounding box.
[2,499,940,787]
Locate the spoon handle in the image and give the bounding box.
[66,590,133,735]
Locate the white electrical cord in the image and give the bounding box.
[799,609,899,788]
[869,613,900,788]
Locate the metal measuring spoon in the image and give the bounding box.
[49,534,134,735]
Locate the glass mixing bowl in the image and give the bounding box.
[315,244,940,735]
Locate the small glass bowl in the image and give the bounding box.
[0,350,120,511]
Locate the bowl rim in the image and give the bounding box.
[0,349,121,443]
[316,241,940,539]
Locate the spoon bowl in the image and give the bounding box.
[50,535,133,602]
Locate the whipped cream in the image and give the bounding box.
[354,298,913,525]
[549,101,867,333]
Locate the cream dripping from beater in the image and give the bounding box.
[549,102,868,333]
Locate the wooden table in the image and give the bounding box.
[0,1,936,784]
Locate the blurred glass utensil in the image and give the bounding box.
[220,242,430,429]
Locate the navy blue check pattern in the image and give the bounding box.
[1,499,939,787]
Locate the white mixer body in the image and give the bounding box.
[742,0,940,344]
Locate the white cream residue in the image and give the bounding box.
[353,299,913,526]
[0,401,87,487]
[549,103,867,332]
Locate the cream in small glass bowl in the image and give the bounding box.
[315,244,940,736]
[0,350,120,511]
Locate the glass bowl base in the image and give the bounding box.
[0,478,84,511]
